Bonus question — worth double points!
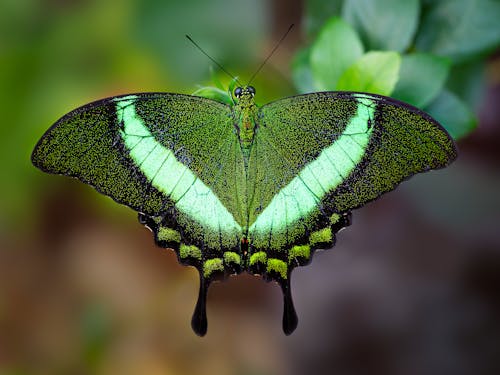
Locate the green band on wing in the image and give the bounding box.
[249,97,376,235]
[116,97,241,235]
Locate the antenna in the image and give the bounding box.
[185,35,242,87]
[247,23,294,85]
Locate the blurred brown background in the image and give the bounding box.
[1,1,500,374]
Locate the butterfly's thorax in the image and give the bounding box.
[233,90,258,163]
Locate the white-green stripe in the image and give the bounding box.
[115,96,241,235]
[249,97,376,236]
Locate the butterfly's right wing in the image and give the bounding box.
[33,92,250,336]
[32,93,246,254]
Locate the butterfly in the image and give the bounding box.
[31,85,457,336]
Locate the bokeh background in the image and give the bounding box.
[1,0,500,374]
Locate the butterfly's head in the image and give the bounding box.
[233,86,256,105]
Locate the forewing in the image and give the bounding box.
[32,93,245,251]
[249,92,456,251]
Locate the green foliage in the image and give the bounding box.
[415,0,500,62]
[342,0,419,52]
[304,0,344,36]
[425,90,477,140]
[294,0,500,140]
[192,75,238,105]
[336,51,400,96]
[310,18,364,91]
[192,86,232,105]
[392,53,450,108]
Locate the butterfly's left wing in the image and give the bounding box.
[247,92,456,335]
[248,91,456,264]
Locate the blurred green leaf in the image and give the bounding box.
[310,17,364,91]
[192,86,232,105]
[425,90,477,140]
[304,0,344,36]
[291,47,316,93]
[393,53,451,108]
[228,76,239,96]
[209,66,225,90]
[342,0,419,52]
[445,59,486,111]
[336,51,401,95]
[416,0,500,62]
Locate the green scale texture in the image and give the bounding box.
[32,87,457,336]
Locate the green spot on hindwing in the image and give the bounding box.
[180,244,202,261]
[330,213,341,224]
[157,227,181,244]
[223,251,241,266]
[289,245,311,263]
[249,251,267,266]
[203,258,224,278]
[152,216,163,224]
[309,227,333,247]
[267,258,288,279]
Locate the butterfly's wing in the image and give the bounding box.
[32,92,247,255]
[249,91,456,333]
[249,91,456,267]
[32,92,249,335]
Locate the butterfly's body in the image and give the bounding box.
[232,87,259,173]
[32,86,456,336]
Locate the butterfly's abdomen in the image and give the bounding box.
[235,103,258,158]
[240,117,255,145]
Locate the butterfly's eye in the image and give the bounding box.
[247,86,256,96]
[234,87,243,98]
